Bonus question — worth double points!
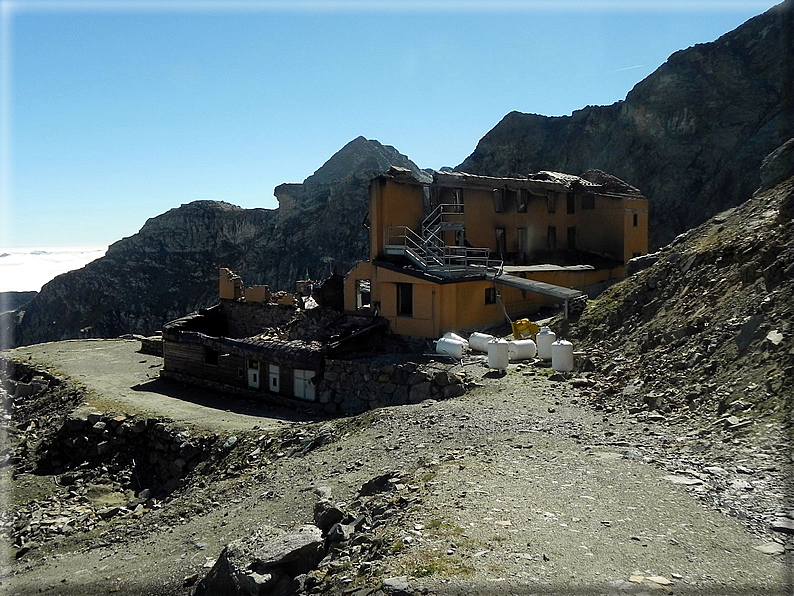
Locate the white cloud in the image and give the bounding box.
[0,246,107,292]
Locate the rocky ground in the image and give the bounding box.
[0,176,791,595]
[0,338,791,596]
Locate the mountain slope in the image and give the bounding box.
[458,0,793,249]
[2,139,423,347]
[566,144,793,427]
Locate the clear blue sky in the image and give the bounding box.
[1,0,779,248]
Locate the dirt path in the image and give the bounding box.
[2,340,790,595]
[6,339,320,432]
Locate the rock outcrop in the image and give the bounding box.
[2,139,425,347]
[458,0,793,249]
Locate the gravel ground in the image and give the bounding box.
[1,340,791,595]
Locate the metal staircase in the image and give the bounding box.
[384,204,502,278]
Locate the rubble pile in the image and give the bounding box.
[194,471,423,596]
[567,174,793,433]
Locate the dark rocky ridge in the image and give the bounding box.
[1,139,425,347]
[0,292,37,314]
[458,0,793,249]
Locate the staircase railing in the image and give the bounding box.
[385,223,502,278]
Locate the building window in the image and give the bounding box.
[516,189,528,213]
[485,287,497,305]
[452,188,463,213]
[355,279,371,310]
[567,193,575,214]
[582,194,595,209]
[567,226,576,250]
[547,195,556,213]
[633,213,639,227]
[547,226,557,250]
[517,227,528,259]
[203,347,219,367]
[492,188,505,213]
[396,283,413,317]
[269,364,280,393]
[495,227,506,256]
[506,188,518,212]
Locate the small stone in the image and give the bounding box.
[98,506,121,520]
[382,575,412,594]
[663,475,703,486]
[754,542,785,555]
[183,573,198,587]
[771,518,794,534]
[766,330,783,345]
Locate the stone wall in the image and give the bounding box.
[220,299,297,338]
[317,359,465,414]
[39,411,215,495]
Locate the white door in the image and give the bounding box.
[293,369,316,402]
[268,364,280,394]
[247,360,260,389]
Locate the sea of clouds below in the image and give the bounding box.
[0,246,108,293]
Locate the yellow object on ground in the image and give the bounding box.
[511,319,540,340]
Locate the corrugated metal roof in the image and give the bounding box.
[491,273,584,300]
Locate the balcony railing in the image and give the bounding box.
[384,224,502,278]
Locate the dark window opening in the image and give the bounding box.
[547,195,556,213]
[452,188,463,213]
[517,227,528,259]
[492,188,505,213]
[633,213,639,227]
[567,193,575,214]
[582,194,595,209]
[567,226,576,250]
[485,287,497,305]
[516,188,528,213]
[506,188,517,212]
[547,226,557,250]
[203,347,219,367]
[495,227,506,256]
[397,283,413,317]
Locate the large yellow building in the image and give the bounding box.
[344,167,648,338]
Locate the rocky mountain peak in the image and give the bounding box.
[304,136,426,186]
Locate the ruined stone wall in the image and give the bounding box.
[220,300,297,338]
[317,359,465,414]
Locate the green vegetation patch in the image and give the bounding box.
[404,549,475,578]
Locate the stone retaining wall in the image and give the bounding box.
[317,359,465,414]
[40,412,215,495]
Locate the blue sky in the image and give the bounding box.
[1,0,779,249]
